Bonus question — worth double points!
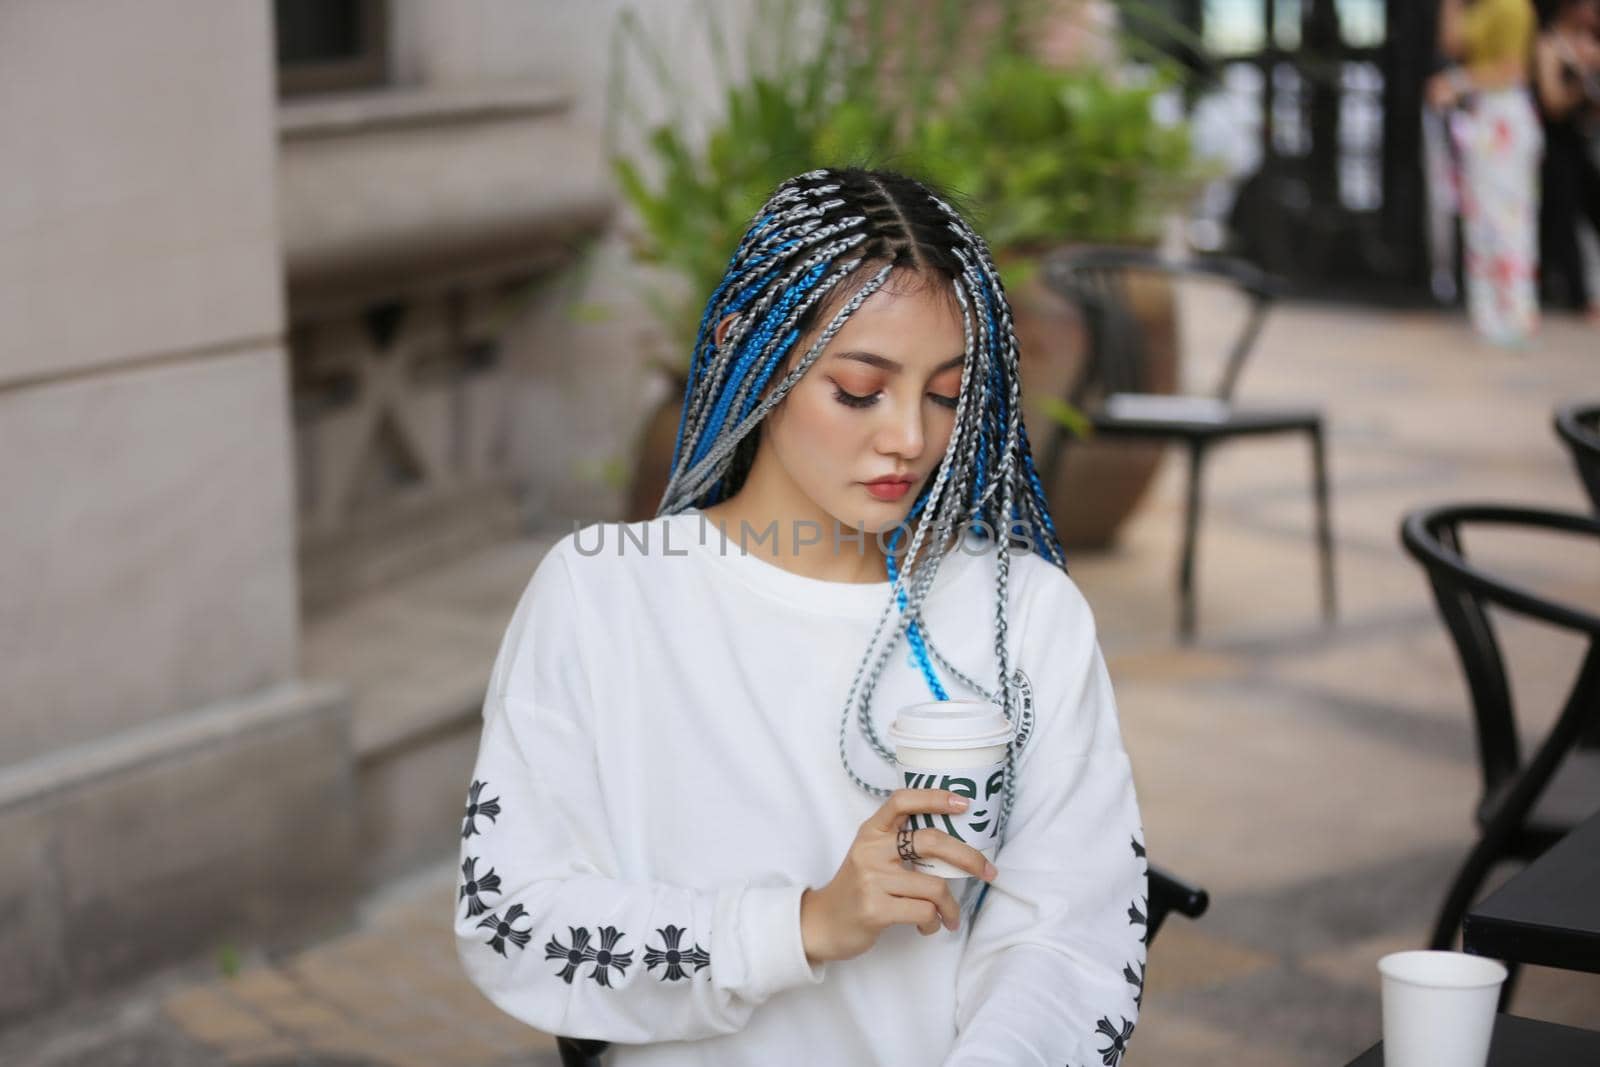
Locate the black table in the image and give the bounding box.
[1344,1014,1600,1065]
[1463,808,1600,974]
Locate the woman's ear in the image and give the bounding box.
[713,313,741,349]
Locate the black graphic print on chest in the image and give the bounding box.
[459,856,501,918]
[1009,668,1035,753]
[478,903,531,956]
[644,924,711,981]
[461,779,501,839]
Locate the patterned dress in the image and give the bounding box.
[1452,0,1543,343]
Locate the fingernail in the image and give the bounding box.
[984,863,998,881]
[949,796,969,811]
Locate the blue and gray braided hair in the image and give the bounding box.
[655,167,1065,903]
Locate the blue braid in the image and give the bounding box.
[691,260,830,467]
[738,327,800,420]
[883,496,949,701]
[670,231,813,476]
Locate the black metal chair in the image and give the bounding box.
[1555,401,1600,512]
[1399,504,1600,982]
[554,865,1209,1066]
[1040,246,1335,642]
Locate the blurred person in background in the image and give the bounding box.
[1429,0,1544,344]
[1534,0,1600,319]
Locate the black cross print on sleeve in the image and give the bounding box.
[544,926,635,987]
[545,925,592,983]
[1123,960,1145,1009]
[1094,1016,1134,1067]
[461,779,501,839]
[459,856,501,918]
[643,924,711,982]
[478,903,532,956]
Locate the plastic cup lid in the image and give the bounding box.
[887,699,1016,751]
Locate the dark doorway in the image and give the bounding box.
[1173,1,1436,303]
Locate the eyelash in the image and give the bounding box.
[832,386,959,411]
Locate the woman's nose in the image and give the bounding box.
[875,396,925,458]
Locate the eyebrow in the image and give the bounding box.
[833,351,966,374]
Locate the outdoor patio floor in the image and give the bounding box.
[5,294,1597,1066]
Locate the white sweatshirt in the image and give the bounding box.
[454,509,1146,1067]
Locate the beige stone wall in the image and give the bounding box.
[386,0,752,525]
[0,0,756,1024]
[0,0,343,1025]
[0,1,299,759]
[0,2,285,385]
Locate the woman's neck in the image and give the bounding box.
[696,495,954,586]
[696,499,888,584]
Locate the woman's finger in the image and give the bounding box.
[874,893,942,933]
[878,870,963,931]
[870,789,968,834]
[890,826,996,883]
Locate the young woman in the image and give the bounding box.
[454,168,1146,1066]
[1535,0,1600,317]
[1429,0,1544,343]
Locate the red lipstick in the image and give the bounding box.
[864,476,914,502]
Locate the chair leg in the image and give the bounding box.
[1429,836,1505,951]
[1310,423,1336,622]
[1497,960,1522,1013]
[1178,440,1206,642]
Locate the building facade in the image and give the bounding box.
[0,0,722,1025]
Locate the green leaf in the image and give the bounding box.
[1040,396,1091,439]
[604,0,1202,346]
[568,302,615,325]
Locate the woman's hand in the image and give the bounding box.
[799,789,998,965]
[1427,69,1467,111]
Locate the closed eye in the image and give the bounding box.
[832,386,878,409]
[831,385,961,411]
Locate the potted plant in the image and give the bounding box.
[606,0,911,517]
[609,1,1201,540]
[906,55,1198,546]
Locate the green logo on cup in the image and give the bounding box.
[902,767,1007,845]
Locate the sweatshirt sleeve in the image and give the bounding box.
[943,571,1147,1067]
[453,543,826,1044]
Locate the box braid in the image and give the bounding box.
[655,168,1066,912]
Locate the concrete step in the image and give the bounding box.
[303,530,565,890]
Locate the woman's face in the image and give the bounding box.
[759,273,967,537]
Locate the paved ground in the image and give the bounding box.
[3,295,1596,1065]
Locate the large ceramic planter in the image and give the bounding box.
[627,371,689,521]
[1009,256,1178,550]
[625,259,1178,542]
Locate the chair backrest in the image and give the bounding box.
[1042,246,1278,407]
[1555,401,1600,513]
[1399,504,1600,797]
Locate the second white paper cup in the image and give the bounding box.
[1377,950,1505,1067]
[887,699,1015,880]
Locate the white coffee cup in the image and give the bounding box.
[886,699,1015,879]
[1377,950,1506,1067]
